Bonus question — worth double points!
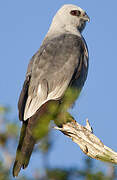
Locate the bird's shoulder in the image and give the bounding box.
[30,33,86,72]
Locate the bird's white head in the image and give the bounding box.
[47,4,90,37]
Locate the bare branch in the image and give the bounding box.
[54,119,117,164]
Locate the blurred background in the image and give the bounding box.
[0,0,117,179]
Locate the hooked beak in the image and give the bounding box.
[82,12,90,22]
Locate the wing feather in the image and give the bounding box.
[19,34,87,120]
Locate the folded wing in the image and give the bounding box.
[18,34,87,121]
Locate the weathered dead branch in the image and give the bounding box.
[54,119,117,164]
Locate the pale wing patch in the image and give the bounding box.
[24,79,48,120]
[47,80,69,100]
[24,96,40,120]
[23,78,70,120]
[37,79,48,99]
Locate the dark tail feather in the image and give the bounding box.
[13,102,54,177]
[12,118,36,177]
[12,121,27,177]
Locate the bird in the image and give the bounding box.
[13,4,90,177]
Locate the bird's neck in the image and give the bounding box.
[45,20,82,41]
[64,25,82,37]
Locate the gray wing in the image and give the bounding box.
[18,54,36,120]
[19,34,87,121]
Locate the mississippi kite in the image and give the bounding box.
[13,4,90,177]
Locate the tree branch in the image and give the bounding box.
[54,119,117,164]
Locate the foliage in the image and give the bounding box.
[0,106,116,180]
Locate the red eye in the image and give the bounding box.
[70,10,81,16]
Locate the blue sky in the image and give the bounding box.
[0,0,117,177]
